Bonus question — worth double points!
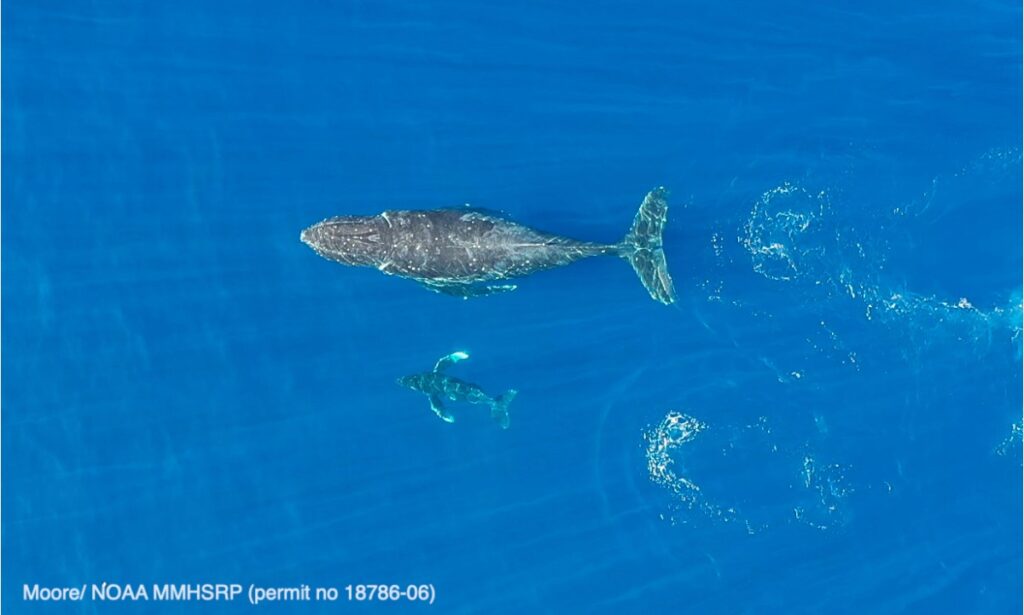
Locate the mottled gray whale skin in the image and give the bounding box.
[300,187,675,303]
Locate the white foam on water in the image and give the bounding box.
[737,160,1021,354]
[642,411,732,526]
[740,182,828,282]
[643,411,854,532]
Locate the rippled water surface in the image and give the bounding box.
[4,1,1021,613]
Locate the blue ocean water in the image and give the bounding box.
[3,1,1021,612]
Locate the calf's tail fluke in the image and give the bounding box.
[490,389,517,429]
[619,187,676,305]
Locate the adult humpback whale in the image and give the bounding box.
[300,187,675,304]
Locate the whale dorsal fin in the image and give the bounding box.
[433,351,469,373]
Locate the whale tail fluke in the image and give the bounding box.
[619,187,676,305]
[491,389,517,429]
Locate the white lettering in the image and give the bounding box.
[22,585,84,601]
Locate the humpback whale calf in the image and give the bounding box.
[397,351,516,428]
[300,187,675,304]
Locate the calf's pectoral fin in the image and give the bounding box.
[417,280,518,299]
[433,351,469,373]
[429,395,455,423]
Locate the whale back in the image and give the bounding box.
[379,208,600,282]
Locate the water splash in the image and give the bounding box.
[858,286,1023,354]
[643,411,734,525]
[795,455,853,530]
[995,422,1022,460]
[740,183,829,282]
[644,411,854,531]
[738,167,1021,354]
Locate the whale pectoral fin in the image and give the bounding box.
[433,351,470,373]
[417,281,464,296]
[418,281,518,299]
[429,395,455,423]
[470,284,518,297]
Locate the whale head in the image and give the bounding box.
[300,215,389,267]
